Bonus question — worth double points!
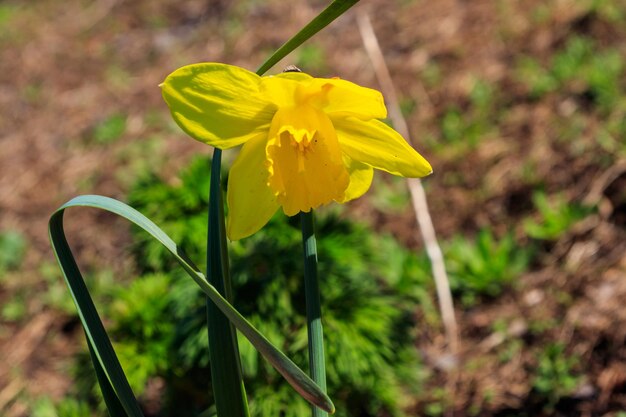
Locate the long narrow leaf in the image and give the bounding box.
[48,211,144,417]
[87,336,132,417]
[48,195,335,414]
[301,210,328,417]
[206,150,249,417]
[256,0,360,75]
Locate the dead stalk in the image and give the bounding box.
[356,12,459,355]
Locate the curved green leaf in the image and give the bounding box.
[256,0,360,75]
[206,150,249,417]
[48,195,335,415]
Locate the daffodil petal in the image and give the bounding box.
[334,118,432,177]
[318,78,387,120]
[340,156,374,202]
[274,71,314,82]
[266,105,349,216]
[161,63,276,149]
[259,73,313,108]
[259,74,386,120]
[227,134,280,240]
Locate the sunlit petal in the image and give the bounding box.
[317,78,386,120]
[340,156,374,202]
[227,134,280,240]
[162,63,276,149]
[259,73,313,108]
[334,117,432,177]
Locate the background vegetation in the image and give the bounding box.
[1,0,625,416]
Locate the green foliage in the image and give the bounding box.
[435,77,498,152]
[114,136,166,188]
[516,57,558,99]
[587,0,626,22]
[469,78,495,112]
[517,37,625,112]
[31,396,93,417]
[597,109,626,157]
[62,155,433,417]
[296,43,327,74]
[92,113,127,144]
[108,273,174,394]
[0,4,16,24]
[0,3,19,37]
[445,229,533,305]
[128,156,212,271]
[40,261,77,314]
[370,175,411,213]
[419,62,442,87]
[0,230,26,275]
[2,290,27,321]
[0,229,28,317]
[424,387,450,417]
[523,191,593,240]
[531,343,581,408]
[439,107,487,147]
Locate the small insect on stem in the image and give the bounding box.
[283,65,302,73]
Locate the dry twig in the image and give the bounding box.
[356,12,459,354]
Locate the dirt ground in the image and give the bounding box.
[1,0,626,416]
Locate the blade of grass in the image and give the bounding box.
[48,209,144,417]
[206,150,249,417]
[301,210,328,417]
[48,195,334,414]
[256,0,360,75]
[87,336,132,417]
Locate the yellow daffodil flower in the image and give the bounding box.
[161,63,432,240]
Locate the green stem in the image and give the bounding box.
[300,210,328,417]
[256,0,360,75]
[206,149,249,417]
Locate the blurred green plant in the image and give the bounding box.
[439,107,487,148]
[0,230,26,276]
[445,229,534,305]
[424,387,450,417]
[597,109,626,157]
[39,261,77,314]
[419,62,442,87]
[434,77,498,153]
[1,290,27,321]
[531,343,581,408]
[66,155,433,417]
[523,191,593,240]
[587,0,626,22]
[114,136,166,188]
[31,397,93,417]
[516,57,558,99]
[369,175,411,214]
[295,44,327,74]
[527,317,559,337]
[108,273,174,394]
[0,4,18,31]
[92,113,127,145]
[517,36,625,112]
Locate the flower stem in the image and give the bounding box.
[300,210,328,417]
[206,149,249,417]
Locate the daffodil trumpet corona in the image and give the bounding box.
[161,63,432,240]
